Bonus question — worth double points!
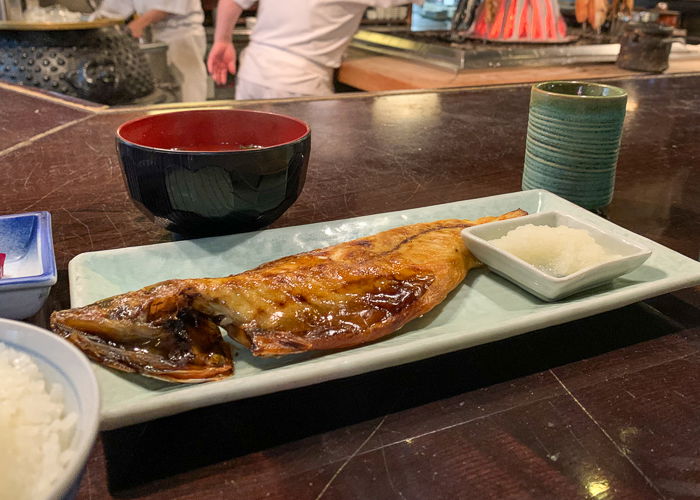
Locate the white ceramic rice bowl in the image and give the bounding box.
[0,318,100,500]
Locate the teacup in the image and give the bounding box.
[521,81,628,210]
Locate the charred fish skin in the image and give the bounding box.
[209,212,527,356]
[50,281,234,383]
[50,209,526,382]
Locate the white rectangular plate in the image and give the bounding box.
[68,190,700,430]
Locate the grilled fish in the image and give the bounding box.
[575,0,589,23]
[51,209,527,383]
[576,0,609,29]
[588,0,609,30]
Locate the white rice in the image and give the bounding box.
[0,342,78,500]
[490,224,620,277]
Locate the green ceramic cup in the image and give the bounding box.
[522,81,628,210]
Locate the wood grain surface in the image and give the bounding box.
[0,75,698,500]
[338,55,700,91]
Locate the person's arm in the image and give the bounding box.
[127,9,169,39]
[89,0,134,22]
[207,0,245,85]
[360,0,422,6]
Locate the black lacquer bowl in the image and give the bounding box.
[117,109,311,237]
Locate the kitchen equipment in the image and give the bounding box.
[0,20,156,104]
[351,24,700,71]
[139,40,177,97]
[0,0,22,21]
[617,21,676,72]
[466,0,570,42]
[653,2,681,28]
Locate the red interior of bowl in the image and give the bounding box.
[117,109,310,152]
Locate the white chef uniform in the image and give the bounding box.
[232,0,420,99]
[93,0,207,102]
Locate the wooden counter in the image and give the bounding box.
[338,52,700,91]
[0,76,699,500]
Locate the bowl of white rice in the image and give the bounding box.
[0,318,99,500]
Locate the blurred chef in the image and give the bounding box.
[92,0,208,102]
[208,0,420,99]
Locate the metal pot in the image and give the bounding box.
[616,22,676,73]
[139,42,173,86]
[138,41,179,102]
[0,20,155,104]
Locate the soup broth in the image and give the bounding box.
[169,143,264,152]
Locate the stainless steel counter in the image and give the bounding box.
[350,28,700,71]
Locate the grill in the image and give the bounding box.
[0,20,157,105]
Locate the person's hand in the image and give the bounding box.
[207,41,237,85]
[126,18,145,39]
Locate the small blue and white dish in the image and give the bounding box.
[0,211,57,319]
[461,211,652,301]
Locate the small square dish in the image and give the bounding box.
[0,211,57,319]
[461,211,652,301]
